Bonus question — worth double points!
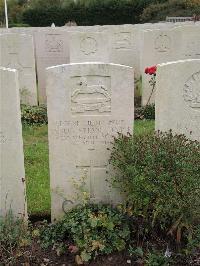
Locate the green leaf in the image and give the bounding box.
[80,250,92,262]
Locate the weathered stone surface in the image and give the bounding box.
[69,25,142,78]
[156,59,200,141]
[140,25,200,105]
[35,29,70,104]
[0,33,37,106]
[0,67,27,218]
[109,25,140,78]
[69,31,110,63]
[46,62,134,220]
[140,28,183,105]
[178,25,200,60]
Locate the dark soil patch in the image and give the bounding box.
[3,241,134,266]
[4,239,200,266]
[29,214,51,224]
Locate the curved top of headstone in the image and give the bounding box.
[0,66,17,72]
[47,62,133,71]
[158,58,200,68]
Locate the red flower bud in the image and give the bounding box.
[145,65,157,75]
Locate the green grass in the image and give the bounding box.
[23,120,155,216]
[23,125,50,216]
[134,120,155,135]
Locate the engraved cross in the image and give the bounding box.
[76,148,108,198]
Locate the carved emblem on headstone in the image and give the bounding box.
[114,32,132,49]
[80,37,97,55]
[183,71,200,110]
[155,33,171,53]
[71,77,111,113]
[45,34,63,53]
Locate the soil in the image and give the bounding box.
[1,216,199,266]
[3,241,137,266]
[3,239,200,266]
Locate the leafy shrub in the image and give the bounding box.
[128,246,144,259]
[135,104,155,120]
[40,204,130,262]
[185,224,200,256]
[22,0,157,26]
[110,131,200,243]
[9,23,30,27]
[146,251,172,266]
[141,0,200,23]
[21,105,48,125]
[141,104,155,120]
[0,211,30,264]
[23,6,67,27]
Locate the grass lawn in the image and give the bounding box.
[23,120,155,216]
[134,120,155,136]
[23,125,50,216]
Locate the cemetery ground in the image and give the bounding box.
[1,21,200,266]
[23,120,155,217]
[1,119,199,265]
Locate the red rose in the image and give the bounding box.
[145,65,157,75]
[149,65,157,75]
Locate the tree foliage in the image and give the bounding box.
[2,0,200,27]
[22,0,164,27]
[0,0,5,26]
[141,0,200,22]
[0,0,28,26]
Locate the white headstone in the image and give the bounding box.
[47,62,134,220]
[69,31,110,63]
[178,25,200,60]
[69,25,142,79]
[156,59,200,141]
[35,29,70,104]
[140,28,182,105]
[109,25,140,78]
[0,33,38,106]
[0,67,27,218]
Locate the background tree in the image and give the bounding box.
[0,0,29,26]
[22,0,167,27]
[0,0,5,26]
[141,0,200,22]
[3,0,200,27]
